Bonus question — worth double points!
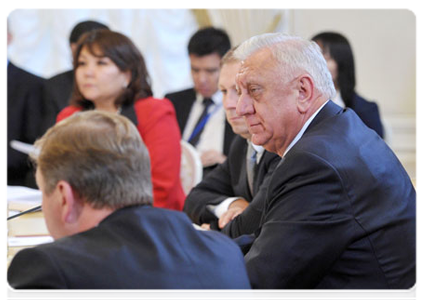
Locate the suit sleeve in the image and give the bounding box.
[221,154,280,238]
[184,159,235,225]
[8,247,67,288]
[245,150,354,288]
[136,99,184,209]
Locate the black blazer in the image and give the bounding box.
[7,62,45,187]
[8,205,251,289]
[244,101,415,289]
[165,88,236,156]
[41,70,74,134]
[184,135,280,238]
[349,93,384,139]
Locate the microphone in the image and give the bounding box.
[7,205,42,221]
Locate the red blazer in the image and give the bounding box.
[57,97,185,210]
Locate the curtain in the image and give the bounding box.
[207,9,290,46]
[7,9,198,98]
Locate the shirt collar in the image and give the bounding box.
[247,140,265,164]
[196,90,223,106]
[282,100,329,158]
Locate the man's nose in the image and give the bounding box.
[225,92,238,109]
[198,71,208,84]
[236,93,254,117]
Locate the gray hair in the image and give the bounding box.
[31,110,153,209]
[234,33,336,99]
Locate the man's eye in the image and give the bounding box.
[249,87,259,95]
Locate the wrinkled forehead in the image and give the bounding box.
[236,48,278,84]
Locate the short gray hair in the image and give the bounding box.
[31,110,153,209]
[234,33,336,99]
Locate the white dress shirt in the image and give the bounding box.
[182,90,225,157]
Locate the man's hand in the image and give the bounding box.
[200,223,211,230]
[201,150,226,167]
[218,199,249,229]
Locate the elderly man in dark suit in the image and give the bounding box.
[165,27,236,177]
[184,47,280,238]
[7,25,45,188]
[8,111,251,289]
[234,33,415,289]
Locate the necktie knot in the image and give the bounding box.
[203,98,213,108]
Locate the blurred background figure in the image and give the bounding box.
[311,31,385,138]
[56,30,185,210]
[7,21,45,188]
[41,20,109,134]
[165,27,236,178]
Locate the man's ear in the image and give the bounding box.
[56,181,82,224]
[296,74,315,114]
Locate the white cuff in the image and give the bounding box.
[207,197,241,218]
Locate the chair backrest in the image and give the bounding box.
[180,140,203,195]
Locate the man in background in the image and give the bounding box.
[234,33,415,289]
[8,110,251,289]
[165,27,236,177]
[41,20,109,133]
[184,47,280,238]
[8,22,45,188]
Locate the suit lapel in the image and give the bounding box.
[175,89,196,133]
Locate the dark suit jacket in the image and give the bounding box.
[41,70,74,134]
[244,101,415,289]
[8,205,251,289]
[184,136,280,238]
[349,93,384,139]
[165,88,236,156]
[7,62,45,187]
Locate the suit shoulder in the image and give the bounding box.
[8,63,45,85]
[134,97,176,116]
[47,70,73,84]
[352,93,380,111]
[165,88,196,101]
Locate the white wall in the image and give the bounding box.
[288,9,416,180]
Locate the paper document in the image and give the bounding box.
[10,140,38,156]
[8,236,53,247]
[8,186,42,211]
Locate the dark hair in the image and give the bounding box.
[70,29,153,109]
[311,32,355,108]
[188,27,231,58]
[69,20,109,44]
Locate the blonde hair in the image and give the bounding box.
[31,110,153,209]
[220,45,240,67]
